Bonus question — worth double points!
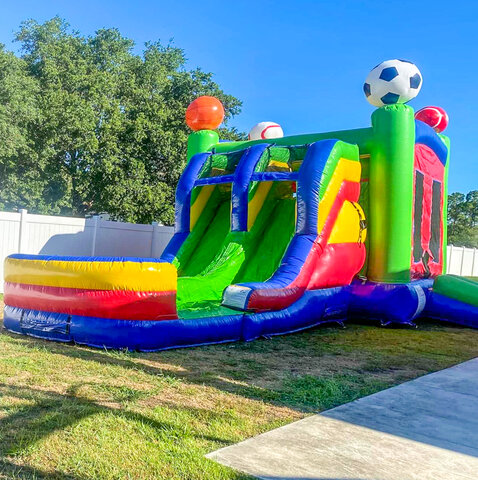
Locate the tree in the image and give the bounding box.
[448,191,478,248]
[0,17,243,224]
[0,46,42,212]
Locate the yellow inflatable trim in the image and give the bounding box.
[4,257,177,292]
[190,185,215,230]
[318,158,361,233]
[328,201,367,244]
[248,181,273,230]
[267,160,291,172]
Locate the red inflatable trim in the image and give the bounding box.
[307,243,366,289]
[4,282,178,321]
[247,180,364,312]
[247,285,305,313]
[247,243,366,312]
[411,143,445,277]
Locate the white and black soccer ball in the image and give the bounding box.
[363,59,422,107]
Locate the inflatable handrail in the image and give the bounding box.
[231,143,270,231]
[222,139,362,312]
[250,172,299,181]
[174,151,212,234]
[194,174,235,186]
[163,144,271,259]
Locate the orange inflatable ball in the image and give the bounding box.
[185,96,225,131]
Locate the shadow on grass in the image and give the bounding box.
[1,325,398,414]
[0,459,86,480]
[0,382,234,480]
[4,318,478,416]
[2,321,478,479]
[6,319,475,408]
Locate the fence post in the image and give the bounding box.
[460,246,466,276]
[91,215,99,256]
[151,222,159,258]
[472,247,477,277]
[447,245,453,274]
[18,209,28,253]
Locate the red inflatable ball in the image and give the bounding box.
[415,106,449,133]
[185,96,225,131]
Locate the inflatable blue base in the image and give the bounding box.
[425,292,478,329]
[4,279,477,351]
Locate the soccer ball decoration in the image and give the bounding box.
[415,106,449,133]
[248,121,284,141]
[363,59,423,107]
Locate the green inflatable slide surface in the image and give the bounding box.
[174,183,296,318]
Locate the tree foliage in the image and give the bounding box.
[448,191,478,248]
[0,17,243,224]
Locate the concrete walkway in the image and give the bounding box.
[207,358,478,480]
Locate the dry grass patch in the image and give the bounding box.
[0,294,478,479]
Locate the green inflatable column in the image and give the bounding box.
[440,134,450,274]
[368,104,415,283]
[187,130,219,161]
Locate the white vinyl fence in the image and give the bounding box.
[447,245,478,277]
[1,210,477,294]
[0,209,174,293]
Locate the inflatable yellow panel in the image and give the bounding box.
[4,257,177,292]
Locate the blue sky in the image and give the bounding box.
[0,0,477,192]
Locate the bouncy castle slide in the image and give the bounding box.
[3,138,367,349]
[3,61,478,351]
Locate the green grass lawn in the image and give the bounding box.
[1,293,478,479]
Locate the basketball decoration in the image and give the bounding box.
[185,96,225,131]
[415,106,449,133]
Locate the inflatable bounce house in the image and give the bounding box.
[3,59,478,351]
